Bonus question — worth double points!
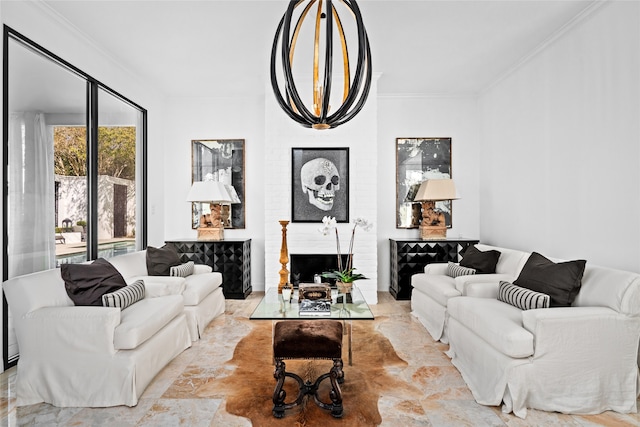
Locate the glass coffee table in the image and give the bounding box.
[250,285,374,365]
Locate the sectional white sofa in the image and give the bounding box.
[411,244,640,418]
[3,249,225,407]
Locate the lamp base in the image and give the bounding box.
[197,227,224,241]
[420,225,447,240]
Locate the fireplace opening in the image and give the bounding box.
[289,254,349,286]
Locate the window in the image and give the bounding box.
[3,26,147,367]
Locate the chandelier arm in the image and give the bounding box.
[270,16,298,119]
[326,1,369,120]
[289,0,316,114]
[319,0,334,123]
[281,1,317,123]
[271,11,313,126]
[331,38,372,127]
[332,4,350,103]
[313,0,323,116]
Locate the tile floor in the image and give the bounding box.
[1,292,638,426]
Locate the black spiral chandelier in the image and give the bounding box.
[270,0,372,130]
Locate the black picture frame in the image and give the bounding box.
[396,137,452,229]
[291,147,349,223]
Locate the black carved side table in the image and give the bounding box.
[165,239,252,299]
[390,238,478,300]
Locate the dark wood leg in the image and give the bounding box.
[272,360,287,418]
[273,358,345,418]
[328,359,344,417]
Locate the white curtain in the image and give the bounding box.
[8,112,55,278]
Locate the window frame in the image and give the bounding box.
[2,26,148,369]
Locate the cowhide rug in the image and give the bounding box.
[196,317,417,427]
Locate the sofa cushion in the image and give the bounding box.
[460,245,501,274]
[182,272,223,306]
[170,261,195,278]
[514,252,586,307]
[146,245,181,276]
[448,297,534,358]
[127,276,186,298]
[411,274,460,306]
[102,280,145,309]
[61,258,127,306]
[114,294,184,350]
[446,262,476,278]
[497,281,550,310]
[107,250,148,279]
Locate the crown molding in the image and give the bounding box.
[480,0,609,95]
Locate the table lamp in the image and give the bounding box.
[187,181,234,240]
[414,179,458,240]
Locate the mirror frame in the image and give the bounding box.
[395,137,452,229]
[191,139,245,229]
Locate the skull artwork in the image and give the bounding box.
[300,158,340,211]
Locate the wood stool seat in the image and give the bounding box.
[272,320,344,418]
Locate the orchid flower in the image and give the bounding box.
[318,216,373,282]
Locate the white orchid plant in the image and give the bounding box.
[318,216,373,283]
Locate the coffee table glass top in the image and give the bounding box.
[250,286,374,320]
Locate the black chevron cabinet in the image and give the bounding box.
[389,238,478,300]
[166,239,252,299]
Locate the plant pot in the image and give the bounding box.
[336,281,352,294]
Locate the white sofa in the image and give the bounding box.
[411,244,529,343]
[107,250,225,341]
[3,267,191,407]
[411,244,640,418]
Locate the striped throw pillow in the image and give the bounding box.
[102,280,145,309]
[497,281,550,310]
[170,261,195,277]
[446,262,477,278]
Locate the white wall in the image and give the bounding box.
[479,0,640,272]
[377,96,481,289]
[162,96,266,290]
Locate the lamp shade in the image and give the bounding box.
[186,181,233,203]
[414,179,458,202]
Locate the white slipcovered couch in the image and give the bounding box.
[3,249,225,408]
[108,250,225,341]
[411,244,640,418]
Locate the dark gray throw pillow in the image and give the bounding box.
[513,252,586,307]
[146,245,181,276]
[61,258,127,306]
[459,245,501,274]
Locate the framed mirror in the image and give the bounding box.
[191,139,245,229]
[396,137,452,229]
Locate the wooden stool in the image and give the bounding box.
[272,320,344,418]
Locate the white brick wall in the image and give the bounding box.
[264,80,379,304]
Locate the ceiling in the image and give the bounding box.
[36,0,596,99]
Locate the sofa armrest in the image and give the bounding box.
[454,273,516,296]
[424,263,448,275]
[19,306,121,356]
[522,307,640,359]
[193,264,212,274]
